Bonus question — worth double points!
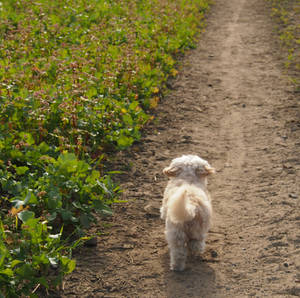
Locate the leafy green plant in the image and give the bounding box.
[268,0,300,88]
[0,142,119,234]
[0,137,119,295]
[0,0,210,154]
[0,215,77,298]
[0,0,211,295]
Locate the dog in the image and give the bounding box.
[160,155,215,271]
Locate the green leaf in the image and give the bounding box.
[18,210,35,223]
[11,191,37,209]
[24,191,38,205]
[129,101,139,110]
[60,256,76,274]
[38,142,50,153]
[117,134,134,148]
[19,132,35,145]
[60,210,78,223]
[79,214,90,228]
[86,170,100,184]
[10,149,24,160]
[33,254,49,265]
[47,189,62,209]
[60,210,72,221]
[0,268,13,277]
[37,276,49,289]
[86,87,97,98]
[93,200,112,216]
[15,263,35,278]
[58,153,77,163]
[101,205,113,216]
[122,113,133,126]
[72,201,84,211]
[57,153,79,173]
[11,259,23,268]
[15,166,29,175]
[0,246,8,268]
[46,212,57,222]
[67,259,76,273]
[76,160,90,173]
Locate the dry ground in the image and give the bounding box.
[62,0,300,297]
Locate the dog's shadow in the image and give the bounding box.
[162,252,217,298]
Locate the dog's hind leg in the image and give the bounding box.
[186,212,210,255]
[188,237,206,255]
[166,222,187,271]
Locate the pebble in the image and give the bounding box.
[289,193,298,199]
[211,250,218,258]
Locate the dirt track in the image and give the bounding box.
[62,0,300,297]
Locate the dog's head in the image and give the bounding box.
[163,155,215,179]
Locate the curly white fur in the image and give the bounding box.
[161,155,215,271]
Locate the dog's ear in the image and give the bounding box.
[163,166,180,177]
[204,165,215,175]
[196,165,215,176]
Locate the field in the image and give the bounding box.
[0,0,211,296]
[268,0,300,88]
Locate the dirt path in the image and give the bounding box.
[62,0,300,297]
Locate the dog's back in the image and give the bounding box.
[167,185,212,228]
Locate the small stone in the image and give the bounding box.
[289,193,298,199]
[284,262,289,268]
[211,250,218,258]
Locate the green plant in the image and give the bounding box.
[0,216,77,297]
[0,142,119,234]
[268,0,300,88]
[0,0,211,295]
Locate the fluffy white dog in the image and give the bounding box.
[161,155,215,271]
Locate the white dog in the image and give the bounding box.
[161,155,215,271]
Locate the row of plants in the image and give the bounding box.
[0,0,211,296]
[267,0,300,88]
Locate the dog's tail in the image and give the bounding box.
[168,188,196,224]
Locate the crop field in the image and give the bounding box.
[268,0,300,87]
[0,0,211,296]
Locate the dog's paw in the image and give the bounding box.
[188,240,205,255]
[170,263,185,272]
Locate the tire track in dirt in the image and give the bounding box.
[62,0,300,297]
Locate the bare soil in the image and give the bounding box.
[61,0,300,297]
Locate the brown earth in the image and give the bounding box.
[61,0,300,297]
